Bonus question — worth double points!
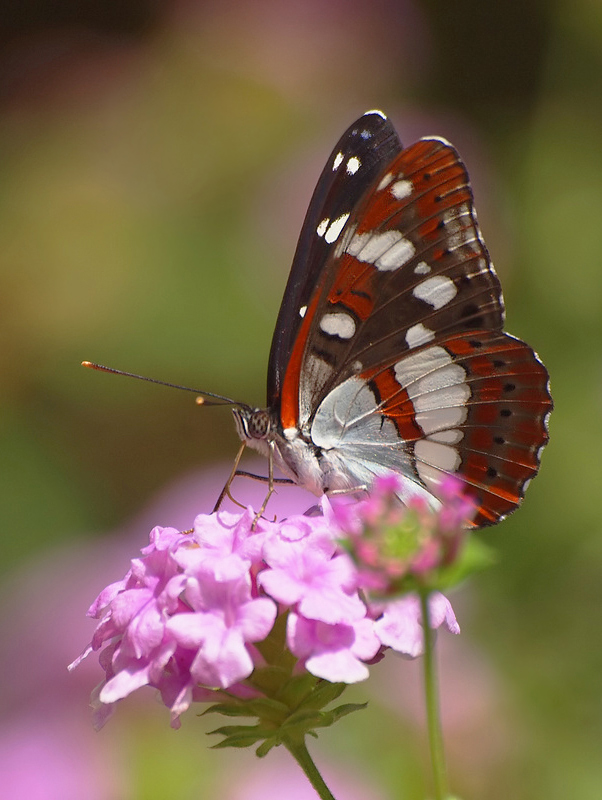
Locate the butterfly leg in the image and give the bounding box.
[213,441,247,512]
[213,443,294,514]
[235,471,294,486]
[252,440,277,528]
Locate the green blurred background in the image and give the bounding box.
[1,1,601,798]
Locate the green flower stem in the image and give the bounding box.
[420,589,449,800]
[286,738,337,800]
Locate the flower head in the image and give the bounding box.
[334,473,476,596]
[70,475,463,740]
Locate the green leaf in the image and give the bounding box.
[296,680,347,710]
[276,673,321,706]
[209,724,269,750]
[255,739,279,758]
[248,664,294,694]
[327,702,367,722]
[204,678,364,753]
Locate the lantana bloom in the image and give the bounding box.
[70,475,470,729]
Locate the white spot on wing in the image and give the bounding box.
[414,368,469,404]
[346,230,415,271]
[406,323,435,349]
[346,156,361,175]
[320,312,356,339]
[414,261,431,275]
[332,151,344,171]
[325,213,350,244]
[393,346,470,438]
[317,218,329,237]
[415,461,453,496]
[375,237,415,270]
[427,429,464,444]
[376,172,394,192]
[391,179,412,200]
[412,275,458,310]
[347,230,395,260]
[299,305,307,318]
[415,439,461,471]
[394,346,447,384]
[417,408,467,435]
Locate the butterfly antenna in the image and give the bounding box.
[81,361,246,408]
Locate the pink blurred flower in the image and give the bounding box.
[374,593,460,658]
[334,473,475,595]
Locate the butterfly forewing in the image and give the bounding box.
[267,111,402,408]
[284,137,504,415]
[270,112,551,526]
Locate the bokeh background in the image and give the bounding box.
[1,1,601,798]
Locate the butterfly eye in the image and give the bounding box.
[247,409,271,440]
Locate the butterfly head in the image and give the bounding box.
[232,406,272,443]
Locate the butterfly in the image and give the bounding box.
[219,110,552,528]
[85,110,551,527]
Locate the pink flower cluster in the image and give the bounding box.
[70,482,462,729]
[334,474,475,594]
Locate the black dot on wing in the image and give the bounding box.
[486,466,498,479]
[468,339,483,348]
[423,172,432,181]
[500,408,512,418]
[504,382,516,393]
[493,435,505,445]
[493,359,506,368]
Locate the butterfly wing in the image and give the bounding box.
[267,111,403,408]
[272,112,551,526]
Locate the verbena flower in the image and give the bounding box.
[334,473,476,597]
[70,475,470,745]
